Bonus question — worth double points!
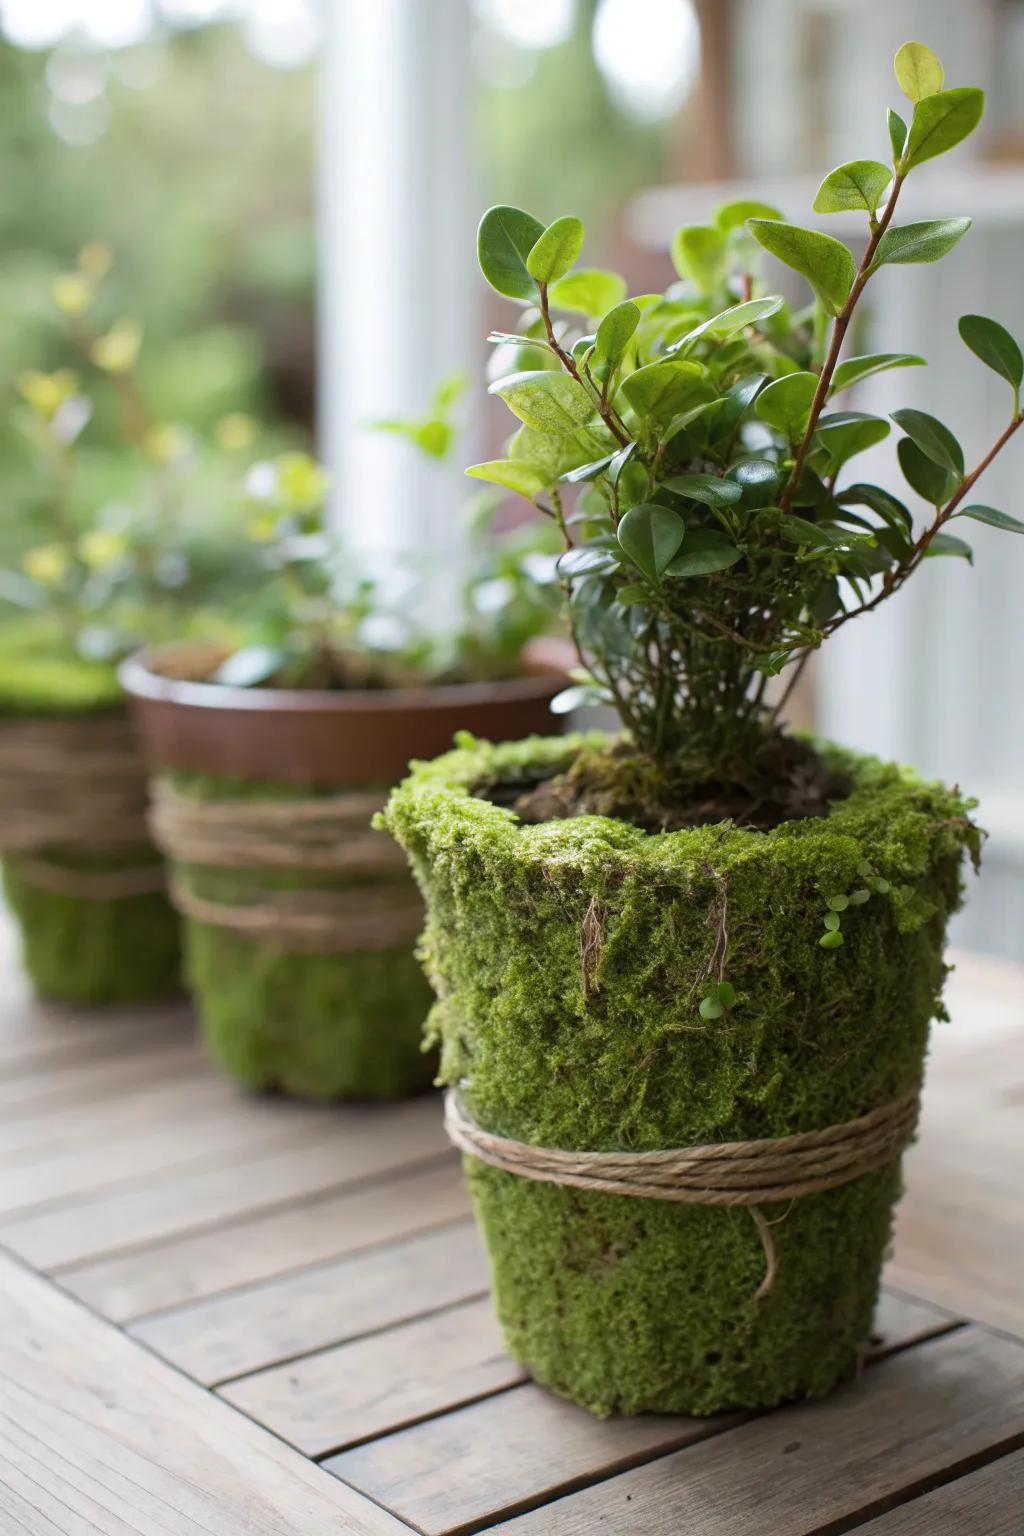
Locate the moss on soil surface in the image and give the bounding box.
[383,732,978,1416]
[171,772,434,1101]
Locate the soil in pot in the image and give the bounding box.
[123,643,569,1100]
[383,732,979,1417]
[0,628,180,1007]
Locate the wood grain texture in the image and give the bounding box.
[491,1328,1024,1536]
[0,1093,449,1270]
[67,1155,470,1324]
[888,962,1024,1339]
[134,1216,489,1384]
[852,1448,1024,1534]
[0,1252,405,1535]
[222,1295,525,1455]
[326,1383,733,1535]
[0,1034,201,1118]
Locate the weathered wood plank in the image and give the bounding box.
[0,999,187,1076]
[221,1295,525,1456]
[0,1089,341,1217]
[0,1252,406,1535]
[488,1328,1024,1536]
[319,1290,964,1535]
[889,988,1024,1338]
[851,1448,1024,1534]
[67,1155,470,1324]
[326,1384,734,1535]
[0,1093,449,1270]
[134,1215,489,1384]
[0,1035,201,1118]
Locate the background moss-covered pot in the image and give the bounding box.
[383,733,978,1417]
[121,644,569,1100]
[0,626,180,1007]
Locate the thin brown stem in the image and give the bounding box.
[824,409,1024,637]
[780,175,905,513]
[538,282,631,447]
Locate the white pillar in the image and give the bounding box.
[317,0,479,576]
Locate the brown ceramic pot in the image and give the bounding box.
[119,640,571,786]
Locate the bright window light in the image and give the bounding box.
[593,0,700,122]
[476,0,575,52]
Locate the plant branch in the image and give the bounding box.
[825,408,1024,636]
[538,283,631,447]
[780,175,905,513]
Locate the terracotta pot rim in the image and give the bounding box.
[119,642,569,717]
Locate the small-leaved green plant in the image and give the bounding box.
[471,41,1019,820]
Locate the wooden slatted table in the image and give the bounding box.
[0,911,1021,1536]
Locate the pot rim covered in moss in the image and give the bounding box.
[383,731,978,1415]
[119,640,571,1100]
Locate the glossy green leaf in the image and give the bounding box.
[477,205,545,300]
[558,452,620,484]
[958,314,1023,390]
[829,352,925,393]
[727,459,783,498]
[492,370,598,434]
[894,41,944,102]
[670,224,727,293]
[755,371,818,441]
[669,295,785,353]
[557,546,620,578]
[925,532,973,562]
[838,483,913,531]
[891,408,964,475]
[954,503,1024,534]
[465,459,550,498]
[620,358,712,427]
[888,107,908,161]
[662,473,742,506]
[547,268,628,317]
[902,87,985,170]
[549,682,609,714]
[526,216,585,285]
[815,411,891,467]
[819,929,844,950]
[664,529,741,578]
[593,301,641,368]
[699,995,724,1020]
[714,197,784,232]
[813,159,892,216]
[617,503,685,583]
[747,220,855,315]
[897,437,956,504]
[869,217,971,271]
[778,516,848,548]
[708,373,768,443]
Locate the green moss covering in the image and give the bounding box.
[170,772,434,1101]
[3,850,180,1006]
[383,732,978,1417]
[0,618,123,716]
[0,622,180,1006]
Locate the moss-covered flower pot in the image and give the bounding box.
[121,643,568,1101]
[0,634,180,1007]
[383,733,978,1417]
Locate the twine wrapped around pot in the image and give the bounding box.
[0,715,164,900]
[151,781,422,954]
[445,1086,920,1298]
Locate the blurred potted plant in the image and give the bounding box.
[0,247,257,1005]
[383,44,1008,1416]
[121,387,568,1101]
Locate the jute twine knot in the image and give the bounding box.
[0,715,163,901]
[151,781,421,954]
[445,1086,920,1299]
